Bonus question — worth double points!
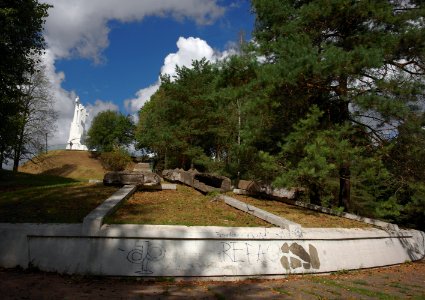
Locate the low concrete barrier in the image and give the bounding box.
[220,195,302,236]
[0,185,424,277]
[0,224,422,277]
[82,185,137,235]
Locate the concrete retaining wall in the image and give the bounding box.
[1,223,424,277]
[1,184,424,277]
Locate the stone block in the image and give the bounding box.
[181,169,198,186]
[103,171,161,187]
[237,180,261,193]
[162,169,182,182]
[193,173,231,193]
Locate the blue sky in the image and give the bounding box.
[40,0,255,144]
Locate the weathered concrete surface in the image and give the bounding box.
[193,173,231,193]
[238,180,261,193]
[0,223,82,268]
[220,195,302,236]
[141,183,177,191]
[1,222,424,276]
[162,169,231,193]
[82,185,137,235]
[236,180,301,200]
[26,227,425,276]
[103,171,161,187]
[162,168,183,182]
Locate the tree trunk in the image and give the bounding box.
[339,164,350,210]
[0,148,4,170]
[13,123,25,172]
[337,75,351,210]
[13,142,21,172]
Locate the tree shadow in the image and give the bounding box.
[41,164,78,177]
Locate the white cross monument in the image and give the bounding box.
[66,97,89,150]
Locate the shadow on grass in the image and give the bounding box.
[0,169,78,192]
[40,164,78,178]
[0,175,118,223]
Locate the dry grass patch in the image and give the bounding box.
[19,150,110,180]
[0,183,118,223]
[106,185,271,227]
[230,194,372,228]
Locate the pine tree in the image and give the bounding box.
[252,0,425,209]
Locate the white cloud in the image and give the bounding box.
[40,50,76,146]
[124,36,237,114]
[161,37,215,77]
[41,50,120,146]
[124,83,159,114]
[39,1,226,145]
[41,0,225,62]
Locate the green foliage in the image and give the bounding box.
[134,0,425,229]
[0,0,51,167]
[264,106,393,210]
[99,147,132,171]
[86,110,134,152]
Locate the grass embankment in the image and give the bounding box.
[0,170,117,223]
[106,185,271,227]
[19,150,108,180]
[106,184,370,228]
[231,194,372,228]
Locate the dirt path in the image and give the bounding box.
[1,260,424,299]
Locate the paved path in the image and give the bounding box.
[1,260,425,299]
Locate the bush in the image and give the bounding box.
[100,148,131,171]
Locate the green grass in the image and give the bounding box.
[0,169,77,192]
[0,170,117,223]
[352,279,369,286]
[105,185,272,227]
[230,193,372,228]
[310,277,398,300]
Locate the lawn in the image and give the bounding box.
[105,185,272,227]
[0,169,77,192]
[230,194,372,228]
[0,170,118,223]
[0,170,372,228]
[18,150,111,180]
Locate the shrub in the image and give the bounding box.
[100,148,131,171]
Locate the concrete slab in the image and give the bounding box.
[82,185,137,235]
[220,195,302,236]
[141,183,177,190]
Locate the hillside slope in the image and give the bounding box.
[19,150,107,180]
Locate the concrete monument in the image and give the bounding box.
[66,97,88,150]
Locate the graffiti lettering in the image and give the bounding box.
[122,241,166,274]
[219,242,280,264]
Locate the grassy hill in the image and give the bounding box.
[19,150,107,180]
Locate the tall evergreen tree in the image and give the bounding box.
[252,0,425,208]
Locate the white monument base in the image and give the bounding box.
[66,143,88,151]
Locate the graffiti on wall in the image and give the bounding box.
[219,241,320,272]
[120,241,166,274]
[280,242,320,271]
[119,240,319,275]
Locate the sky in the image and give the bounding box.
[39,0,255,146]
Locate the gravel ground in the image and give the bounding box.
[1,259,424,299]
